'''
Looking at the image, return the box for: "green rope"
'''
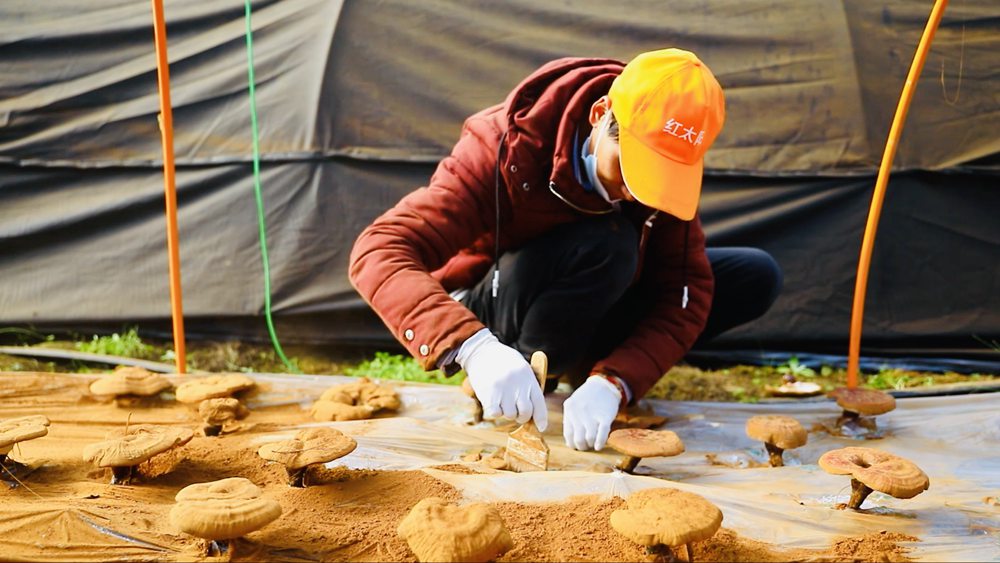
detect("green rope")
[244,0,298,373]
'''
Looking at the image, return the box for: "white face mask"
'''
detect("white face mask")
[581,111,619,204]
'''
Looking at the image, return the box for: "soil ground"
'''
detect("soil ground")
[0,371,921,562]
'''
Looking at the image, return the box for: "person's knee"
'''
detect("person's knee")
[741,248,783,315]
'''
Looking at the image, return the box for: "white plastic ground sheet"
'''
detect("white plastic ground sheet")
[2,371,998,561]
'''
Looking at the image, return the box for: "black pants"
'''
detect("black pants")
[460,214,782,386]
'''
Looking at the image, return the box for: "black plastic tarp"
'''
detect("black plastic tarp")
[1,0,998,366]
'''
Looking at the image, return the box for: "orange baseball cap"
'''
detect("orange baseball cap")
[609,48,725,220]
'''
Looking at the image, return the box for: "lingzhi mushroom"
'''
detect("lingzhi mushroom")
[828,387,895,434]
[170,477,282,557]
[745,414,807,467]
[0,415,50,473]
[89,366,172,406]
[610,487,723,563]
[83,424,193,485]
[819,446,929,510]
[606,428,685,473]
[257,427,357,487]
[175,374,256,404]
[397,496,513,563]
[311,377,401,422]
[198,398,250,436]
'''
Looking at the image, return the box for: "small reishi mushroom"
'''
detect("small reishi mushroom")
[818,447,929,510]
[397,497,513,563]
[82,425,193,485]
[175,373,256,405]
[0,415,50,468]
[89,366,172,406]
[610,487,723,563]
[170,477,282,557]
[257,427,357,487]
[461,377,484,424]
[310,378,401,422]
[828,387,895,433]
[766,374,823,397]
[745,415,807,467]
[198,398,250,436]
[606,428,685,474]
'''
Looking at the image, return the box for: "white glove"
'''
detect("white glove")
[456,329,548,431]
[563,375,621,451]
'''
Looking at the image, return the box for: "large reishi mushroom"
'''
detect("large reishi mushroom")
[198,398,250,436]
[828,387,895,433]
[310,377,401,422]
[89,366,172,406]
[83,425,193,485]
[610,487,723,563]
[397,497,513,563]
[170,477,282,557]
[175,374,256,404]
[257,427,357,487]
[745,415,807,467]
[0,415,50,469]
[818,447,929,510]
[606,428,685,474]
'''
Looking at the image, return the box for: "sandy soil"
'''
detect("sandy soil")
[0,371,918,562]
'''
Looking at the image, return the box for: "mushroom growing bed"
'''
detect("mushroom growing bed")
[0,370,996,562]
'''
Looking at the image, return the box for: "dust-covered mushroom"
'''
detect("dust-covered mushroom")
[766,374,823,397]
[745,415,807,467]
[198,398,250,436]
[818,447,929,510]
[461,377,483,424]
[310,378,400,422]
[606,428,685,473]
[397,497,513,563]
[170,477,282,557]
[89,366,172,405]
[175,374,256,404]
[828,387,895,432]
[0,415,50,467]
[83,425,193,485]
[610,487,723,563]
[257,427,357,487]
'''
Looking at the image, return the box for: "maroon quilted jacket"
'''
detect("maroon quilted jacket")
[349,57,714,399]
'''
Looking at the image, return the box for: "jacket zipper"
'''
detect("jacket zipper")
[632,210,659,284]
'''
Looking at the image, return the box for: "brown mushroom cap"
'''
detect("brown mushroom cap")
[175,374,256,404]
[198,398,250,426]
[610,487,723,547]
[89,367,172,397]
[257,427,357,470]
[818,447,929,499]
[0,415,51,453]
[606,429,685,458]
[311,400,376,422]
[83,425,192,467]
[745,415,808,450]
[769,381,823,397]
[170,477,282,540]
[397,497,513,563]
[828,387,896,416]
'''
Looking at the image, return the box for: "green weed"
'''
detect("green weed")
[345,351,457,385]
[75,327,156,359]
[776,356,816,378]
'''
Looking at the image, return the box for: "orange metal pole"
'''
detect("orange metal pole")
[847,0,948,387]
[150,0,187,374]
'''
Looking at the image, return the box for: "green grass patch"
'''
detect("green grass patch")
[344,351,458,385]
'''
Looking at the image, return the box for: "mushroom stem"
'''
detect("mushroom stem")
[110,465,135,485]
[287,467,307,488]
[207,539,231,557]
[837,410,878,433]
[203,424,223,437]
[763,442,785,467]
[645,543,679,562]
[0,453,7,466]
[471,398,483,424]
[847,477,875,510]
[686,543,695,562]
[617,456,641,473]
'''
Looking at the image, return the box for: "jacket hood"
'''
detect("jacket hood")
[502,57,625,211]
